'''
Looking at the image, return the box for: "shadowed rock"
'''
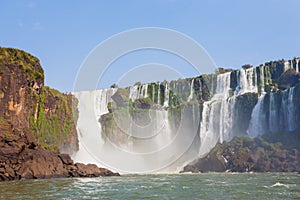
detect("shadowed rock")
[0,121,119,181]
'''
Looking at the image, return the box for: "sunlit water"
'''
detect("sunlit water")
[0,173,299,199]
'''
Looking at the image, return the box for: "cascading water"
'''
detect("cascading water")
[247,95,266,138]
[187,79,194,102]
[198,61,292,155]
[73,59,299,173]
[129,85,139,101]
[280,87,296,131]
[247,86,298,136]
[163,83,169,107]
[199,72,236,156]
[296,59,299,73]
[142,84,148,98]
[284,61,289,71]
[238,67,258,94]
[269,93,279,133]
[73,82,200,173]
[157,83,161,105]
[129,84,148,101]
[259,66,265,93]
[198,64,271,156]
[72,89,117,165]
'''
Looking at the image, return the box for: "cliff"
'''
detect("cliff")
[0,47,119,180]
[100,59,300,144]
[181,61,300,173]
[95,57,300,173]
[0,47,78,153]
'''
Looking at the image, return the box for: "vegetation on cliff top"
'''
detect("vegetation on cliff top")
[0,47,44,80]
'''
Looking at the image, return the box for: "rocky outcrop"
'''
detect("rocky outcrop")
[0,47,119,181]
[278,68,300,90]
[182,132,300,173]
[0,117,119,181]
[182,153,226,173]
[73,163,118,177]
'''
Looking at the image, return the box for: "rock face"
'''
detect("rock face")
[182,153,226,173]
[0,47,119,181]
[182,134,300,173]
[0,47,78,154]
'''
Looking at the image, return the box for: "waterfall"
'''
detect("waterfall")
[247,95,266,138]
[199,101,220,156]
[215,73,234,143]
[152,84,155,102]
[281,87,296,131]
[129,84,149,101]
[187,79,194,101]
[259,66,265,93]
[157,83,161,105]
[163,83,169,107]
[247,86,297,136]
[73,59,299,173]
[72,89,117,166]
[220,97,236,142]
[296,59,299,73]
[284,61,291,71]
[198,64,273,156]
[142,84,148,98]
[269,92,278,133]
[199,72,236,156]
[73,87,200,173]
[286,87,296,131]
[129,85,139,101]
[238,67,258,94]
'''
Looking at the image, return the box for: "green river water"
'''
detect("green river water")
[0,173,299,199]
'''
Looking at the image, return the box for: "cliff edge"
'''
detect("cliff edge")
[0,47,119,180]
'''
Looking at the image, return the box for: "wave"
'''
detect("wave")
[270,182,290,188]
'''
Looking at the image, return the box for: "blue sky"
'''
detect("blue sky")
[1,0,300,92]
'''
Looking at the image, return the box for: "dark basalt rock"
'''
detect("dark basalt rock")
[181,153,226,173]
[74,163,120,177]
[59,153,74,165]
[0,123,119,181]
[182,134,300,173]
[134,98,152,109]
[278,69,300,90]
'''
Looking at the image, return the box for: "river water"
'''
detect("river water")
[0,173,299,199]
